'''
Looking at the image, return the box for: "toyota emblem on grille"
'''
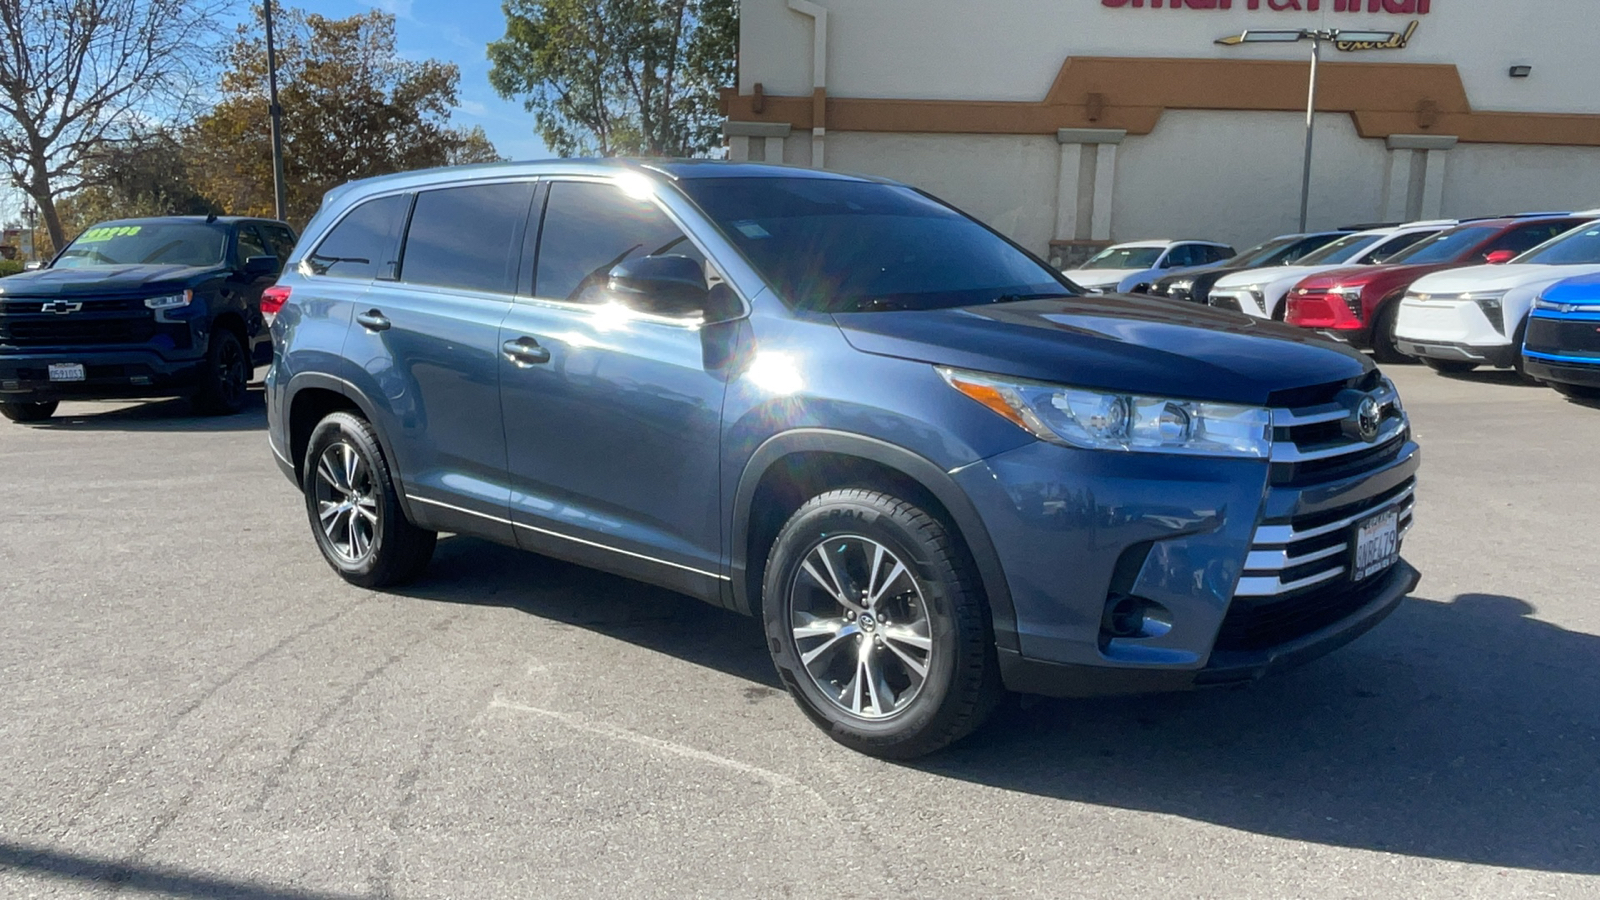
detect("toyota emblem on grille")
[1356,396,1383,442]
[40,300,82,315]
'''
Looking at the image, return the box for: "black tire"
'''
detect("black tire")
[1510,318,1538,384]
[1423,359,1478,375]
[762,489,1002,759]
[193,327,250,415]
[1371,301,1410,364]
[1551,382,1600,400]
[302,411,436,588]
[0,400,58,423]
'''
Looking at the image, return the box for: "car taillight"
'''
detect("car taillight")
[261,285,291,323]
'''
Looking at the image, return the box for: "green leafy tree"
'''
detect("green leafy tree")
[188,5,501,226]
[0,0,225,249]
[488,0,738,158]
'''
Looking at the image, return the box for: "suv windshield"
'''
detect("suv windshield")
[1521,223,1600,264]
[1385,226,1497,264]
[1298,233,1383,265]
[54,221,227,269]
[1225,237,1296,267]
[678,177,1072,313]
[1079,246,1163,270]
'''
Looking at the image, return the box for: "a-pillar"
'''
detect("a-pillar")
[1381,134,1457,222]
[723,121,793,163]
[1055,128,1126,242]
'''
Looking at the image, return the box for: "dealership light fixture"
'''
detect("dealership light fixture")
[1216,27,1402,232]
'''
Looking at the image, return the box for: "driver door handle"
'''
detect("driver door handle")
[502,336,551,367]
[356,309,391,332]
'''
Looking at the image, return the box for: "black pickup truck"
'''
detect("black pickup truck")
[0,215,297,422]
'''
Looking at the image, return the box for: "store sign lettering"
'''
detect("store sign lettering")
[1101,0,1431,11]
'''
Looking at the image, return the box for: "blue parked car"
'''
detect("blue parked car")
[265,161,1420,758]
[1524,272,1600,399]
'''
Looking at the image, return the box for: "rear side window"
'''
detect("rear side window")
[534,181,702,304]
[400,182,534,294]
[1165,245,1195,268]
[308,194,411,279]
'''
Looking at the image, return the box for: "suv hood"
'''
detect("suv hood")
[0,264,218,296]
[1213,263,1344,290]
[1062,267,1141,288]
[1407,263,1595,293]
[833,295,1370,405]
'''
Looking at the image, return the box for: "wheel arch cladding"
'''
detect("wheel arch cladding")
[731,429,1019,651]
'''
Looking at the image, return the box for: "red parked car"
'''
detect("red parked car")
[1284,216,1587,361]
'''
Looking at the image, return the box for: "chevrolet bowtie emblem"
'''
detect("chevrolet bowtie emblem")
[41,300,83,315]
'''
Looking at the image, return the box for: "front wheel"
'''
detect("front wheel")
[303,411,437,588]
[762,489,1002,759]
[0,400,58,423]
[1423,359,1478,375]
[193,328,249,415]
[1371,301,1410,364]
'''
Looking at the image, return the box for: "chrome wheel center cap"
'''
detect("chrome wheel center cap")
[857,613,877,632]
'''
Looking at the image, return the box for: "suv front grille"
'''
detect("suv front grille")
[1218,477,1415,651]
[1526,317,1600,356]
[1268,377,1407,485]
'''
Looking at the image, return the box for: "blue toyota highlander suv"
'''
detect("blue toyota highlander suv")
[266,160,1420,758]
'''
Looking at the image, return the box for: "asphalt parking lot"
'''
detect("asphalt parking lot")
[1,365,1597,899]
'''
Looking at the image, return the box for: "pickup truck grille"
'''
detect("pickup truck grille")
[0,296,157,347]
[1218,477,1415,652]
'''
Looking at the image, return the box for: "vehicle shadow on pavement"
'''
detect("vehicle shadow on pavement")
[31,389,268,433]
[399,536,782,689]
[0,838,360,900]
[922,592,1600,875]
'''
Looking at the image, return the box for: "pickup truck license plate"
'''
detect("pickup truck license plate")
[1352,508,1399,582]
[47,363,86,383]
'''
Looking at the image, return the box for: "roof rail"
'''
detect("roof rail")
[1338,222,1399,230]
[1397,218,1459,227]
[1572,207,1600,216]
[1503,210,1572,218]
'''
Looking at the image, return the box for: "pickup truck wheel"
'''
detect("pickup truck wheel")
[1423,359,1478,375]
[762,489,1002,759]
[193,328,249,415]
[0,400,58,423]
[303,411,436,588]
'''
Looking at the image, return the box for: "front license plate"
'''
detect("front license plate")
[47,363,85,383]
[1352,508,1399,582]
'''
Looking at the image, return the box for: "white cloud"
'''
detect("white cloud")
[372,0,415,20]
[457,99,488,117]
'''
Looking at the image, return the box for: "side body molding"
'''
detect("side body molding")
[728,428,1020,652]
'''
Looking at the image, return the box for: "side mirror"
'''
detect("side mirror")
[1485,249,1518,265]
[608,255,708,316]
[243,255,280,276]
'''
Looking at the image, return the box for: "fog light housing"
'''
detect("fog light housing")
[1100,594,1174,642]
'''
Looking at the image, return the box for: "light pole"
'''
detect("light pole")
[264,0,288,222]
[1216,28,1401,233]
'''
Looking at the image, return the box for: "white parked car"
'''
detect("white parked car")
[1061,240,1233,293]
[1394,218,1600,373]
[1206,221,1454,320]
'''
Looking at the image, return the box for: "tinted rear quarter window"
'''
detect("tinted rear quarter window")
[401,182,534,294]
[308,194,411,279]
[534,181,702,304]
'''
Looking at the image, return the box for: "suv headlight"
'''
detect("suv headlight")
[939,367,1271,459]
[1460,291,1508,333]
[144,290,193,310]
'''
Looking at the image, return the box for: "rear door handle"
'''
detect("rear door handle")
[356,309,391,332]
[502,336,551,366]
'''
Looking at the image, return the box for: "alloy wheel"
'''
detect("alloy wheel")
[313,441,379,562]
[788,535,933,719]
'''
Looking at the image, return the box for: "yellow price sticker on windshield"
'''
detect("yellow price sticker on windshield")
[76,225,142,243]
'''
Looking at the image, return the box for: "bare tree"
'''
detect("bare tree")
[0,0,223,248]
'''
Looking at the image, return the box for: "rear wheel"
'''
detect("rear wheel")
[1371,301,1410,364]
[762,489,1002,759]
[1423,359,1478,375]
[0,400,58,423]
[303,411,437,588]
[193,328,249,415]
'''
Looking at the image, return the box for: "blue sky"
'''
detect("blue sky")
[295,0,552,161]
